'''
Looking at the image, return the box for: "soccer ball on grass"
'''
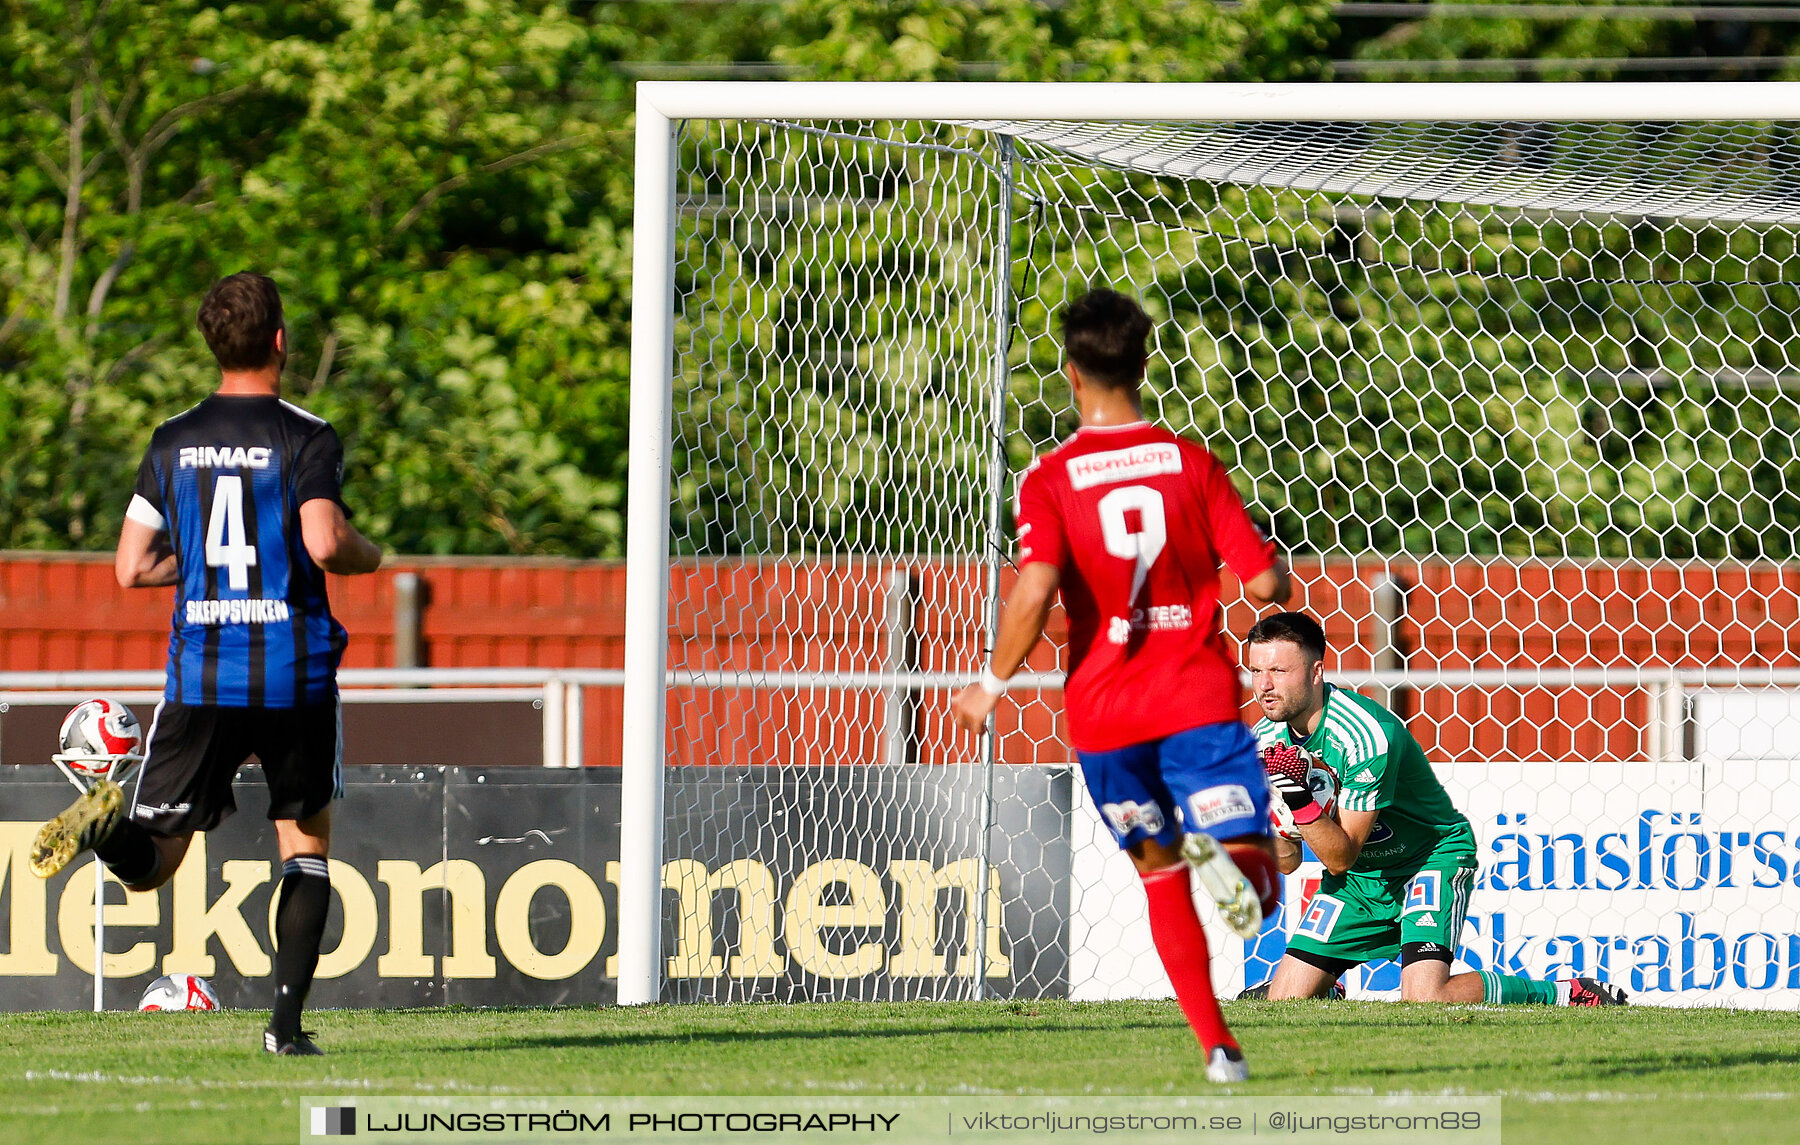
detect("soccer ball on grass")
[139,974,220,1012]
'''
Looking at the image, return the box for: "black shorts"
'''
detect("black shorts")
[128,699,342,836]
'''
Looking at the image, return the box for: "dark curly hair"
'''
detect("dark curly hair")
[198,273,283,370]
[1060,288,1150,389]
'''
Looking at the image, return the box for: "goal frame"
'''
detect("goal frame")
[620,81,1800,1006]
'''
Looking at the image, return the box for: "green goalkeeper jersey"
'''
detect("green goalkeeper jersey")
[1252,683,1475,874]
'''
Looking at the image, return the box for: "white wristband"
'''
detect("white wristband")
[977,667,1011,697]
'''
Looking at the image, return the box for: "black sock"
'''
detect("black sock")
[93,821,160,886]
[271,855,331,1040]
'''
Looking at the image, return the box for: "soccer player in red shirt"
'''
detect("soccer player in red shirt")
[953,288,1290,1083]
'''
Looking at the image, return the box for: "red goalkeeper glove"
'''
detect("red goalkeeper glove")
[1263,743,1323,826]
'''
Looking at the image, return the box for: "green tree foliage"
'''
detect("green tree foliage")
[1345,1,1800,81]
[1,0,633,554]
[673,116,1800,564]
[1140,196,1800,560]
[1,0,1333,556]
[772,0,1330,82]
[1351,5,1663,76]
[19,1,1793,566]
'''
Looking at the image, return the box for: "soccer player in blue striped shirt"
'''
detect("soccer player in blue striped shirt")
[31,273,382,1054]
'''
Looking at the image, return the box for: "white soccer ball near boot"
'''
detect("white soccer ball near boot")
[1267,749,1341,843]
[139,974,220,1012]
[55,697,144,779]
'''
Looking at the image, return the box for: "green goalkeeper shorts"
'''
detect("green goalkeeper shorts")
[1283,849,1478,968]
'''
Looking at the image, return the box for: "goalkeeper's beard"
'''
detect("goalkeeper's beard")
[1256,691,1312,726]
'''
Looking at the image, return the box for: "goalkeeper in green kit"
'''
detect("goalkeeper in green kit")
[1245,612,1627,1006]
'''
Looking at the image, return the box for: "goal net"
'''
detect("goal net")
[622,85,1800,1009]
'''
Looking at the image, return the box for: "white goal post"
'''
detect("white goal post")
[622,83,1800,1008]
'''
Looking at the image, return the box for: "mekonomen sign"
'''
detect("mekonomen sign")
[0,765,1074,1010]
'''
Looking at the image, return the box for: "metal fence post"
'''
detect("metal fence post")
[882,568,921,767]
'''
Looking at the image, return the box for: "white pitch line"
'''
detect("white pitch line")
[1503,1089,1795,1103]
[16,1100,234,1115]
[19,1068,523,1094]
[1335,1086,1798,1104]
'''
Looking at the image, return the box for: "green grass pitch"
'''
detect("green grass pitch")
[3,1000,1795,1144]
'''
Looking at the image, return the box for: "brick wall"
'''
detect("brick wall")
[5,552,1797,766]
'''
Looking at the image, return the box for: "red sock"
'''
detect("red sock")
[1140,864,1236,1052]
[1227,843,1283,920]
